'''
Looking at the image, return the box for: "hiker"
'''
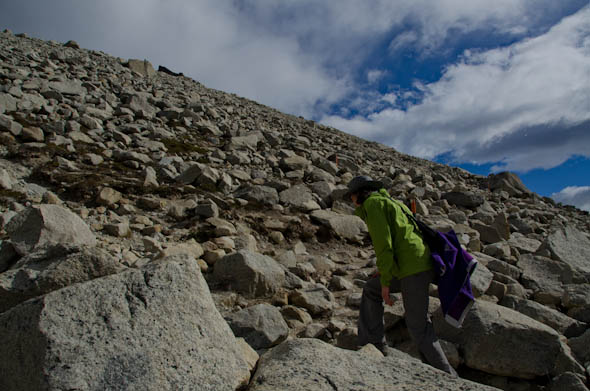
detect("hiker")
[345,175,457,376]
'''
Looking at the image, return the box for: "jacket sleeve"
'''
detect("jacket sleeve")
[364,199,399,287]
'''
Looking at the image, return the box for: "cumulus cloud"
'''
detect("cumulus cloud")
[321,6,590,172]
[367,70,386,84]
[552,186,590,211]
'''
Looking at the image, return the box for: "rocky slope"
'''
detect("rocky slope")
[0,30,589,391]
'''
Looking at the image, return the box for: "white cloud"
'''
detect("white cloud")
[321,6,590,172]
[367,70,386,84]
[552,186,590,211]
[389,31,418,53]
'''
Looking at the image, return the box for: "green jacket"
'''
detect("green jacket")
[355,189,432,287]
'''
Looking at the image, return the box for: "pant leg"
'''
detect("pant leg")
[358,275,401,346]
[400,270,457,375]
[358,275,385,346]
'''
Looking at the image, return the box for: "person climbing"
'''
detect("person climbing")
[344,175,457,376]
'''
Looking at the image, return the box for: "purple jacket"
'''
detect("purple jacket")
[430,229,477,328]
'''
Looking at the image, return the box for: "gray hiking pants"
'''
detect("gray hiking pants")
[358,270,456,375]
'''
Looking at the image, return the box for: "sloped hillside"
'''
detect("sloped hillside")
[0,31,589,391]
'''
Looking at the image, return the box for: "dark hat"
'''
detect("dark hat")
[344,175,383,201]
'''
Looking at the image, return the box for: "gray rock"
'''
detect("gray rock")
[226,303,289,350]
[227,132,263,150]
[6,204,97,256]
[213,250,285,298]
[568,329,590,364]
[279,184,321,212]
[519,254,574,303]
[310,209,368,243]
[488,172,531,197]
[279,155,310,172]
[548,372,588,391]
[249,338,500,391]
[561,284,590,309]
[48,79,86,96]
[470,261,494,297]
[0,241,19,273]
[500,295,586,338]
[234,185,279,206]
[457,301,584,379]
[0,244,121,313]
[543,225,590,275]
[96,187,122,206]
[0,92,18,113]
[0,168,16,190]
[127,59,156,77]
[289,284,335,317]
[508,233,541,254]
[472,221,504,244]
[329,275,354,291]
[443,191,484,209]
[486,259,520,280]
[0,257,251,391]
[0,114,23,136]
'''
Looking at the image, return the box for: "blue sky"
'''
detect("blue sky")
[2,1,589,210]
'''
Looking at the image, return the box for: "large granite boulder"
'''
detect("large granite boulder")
[543,225,590,275]
[0,256,251,391]
[0,244,122,313]
[249,338,500,391]
[519,254,575,304]
[443,300,584,379]
[310,210,368,243]
[487,172,531,197]
[213,250,286,298]
[289,284,335,317]
[500,295,586,338]
[279,184,321,212]
[5,204,97,256]
[225,303,289,350]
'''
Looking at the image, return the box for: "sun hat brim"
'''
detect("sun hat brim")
[343,179,383,201]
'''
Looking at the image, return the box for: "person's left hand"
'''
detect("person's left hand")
[381,285,394,306]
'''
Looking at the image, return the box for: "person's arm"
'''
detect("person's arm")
[364,199,399,289]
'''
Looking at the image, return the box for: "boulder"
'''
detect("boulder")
[0,244,122,313]
[519,254,574,304]
[453,301,584,379]
[568,329,590,364]
[279,184,321,212]
[127,59,156,77]
[0,256,251,390]
[469,261,494,297]
[310,210,368,243]
[488,172,531,197]
[0,92,17,114]
[225,304,289,350]
[279,155,310,172]
[543,226,590,275]
[289,284,335,317]
[442,191,484,209]
[507,233,541,254]
[472,221,505,244]
[47,79,86,96]
[5,205,97,256]
[500,295,586,338]
[548,372,589,391]
[234,185,279,206]
[249,338,500,391]
[213,250,285,298]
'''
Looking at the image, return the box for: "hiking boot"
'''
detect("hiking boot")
[373,342,393,357]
